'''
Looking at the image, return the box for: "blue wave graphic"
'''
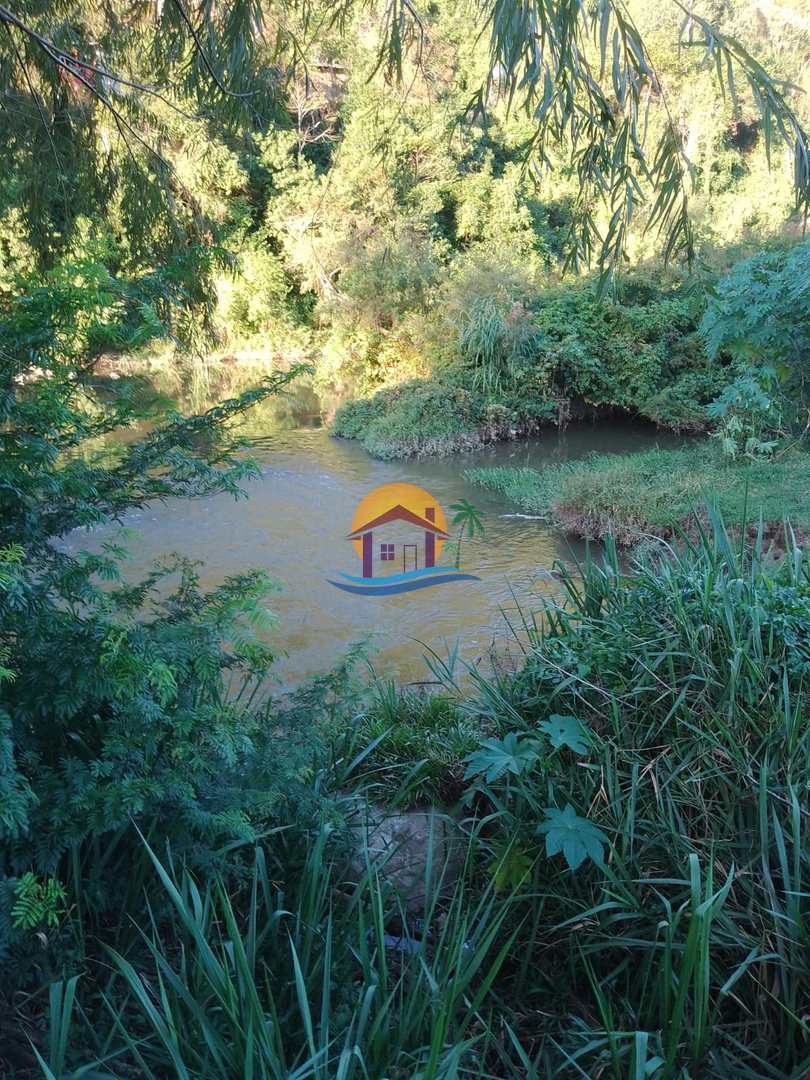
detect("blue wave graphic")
[337,565,462,586]
[328,571,480,596]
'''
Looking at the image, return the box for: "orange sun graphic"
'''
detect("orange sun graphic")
[349,482,447,560]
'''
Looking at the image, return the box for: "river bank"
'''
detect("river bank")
[324,271,727,459]
[467,444,810,549]
[98,263,722,464]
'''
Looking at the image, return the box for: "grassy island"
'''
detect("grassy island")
[467,445,810,546]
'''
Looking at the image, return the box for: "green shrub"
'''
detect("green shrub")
[217,239,301,343]
[701,238,810,382]
[359,380,482,458]
[0,279,317,987]
[331,271,725,458]
[706,365,785,459]
[333,375,557,458]
[530,279,716,423]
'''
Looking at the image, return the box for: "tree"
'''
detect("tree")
[701,238,810,378]
[0,269,311,922]
[0,1,807,276]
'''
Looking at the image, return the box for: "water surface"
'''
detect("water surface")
[66,403,688,685]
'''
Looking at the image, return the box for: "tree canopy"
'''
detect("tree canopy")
[1,0,807,277]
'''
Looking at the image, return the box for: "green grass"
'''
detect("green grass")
[440,518,810,1075]
[343,680,482,805]
[40,828,519,1079]
[467,444,810,543]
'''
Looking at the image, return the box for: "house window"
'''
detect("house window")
[380,543,395,561]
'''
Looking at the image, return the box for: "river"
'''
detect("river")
[64,398,688,687]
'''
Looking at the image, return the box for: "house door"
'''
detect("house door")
[403,544,418,572]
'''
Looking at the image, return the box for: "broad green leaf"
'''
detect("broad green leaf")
[539,714,591,754]
[464,732,540,783]
[538,804,608,871]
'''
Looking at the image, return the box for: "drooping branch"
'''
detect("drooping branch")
[0,4,199,119]
[167,0,257,99]
[482,0,810,277]
[0,0,807,274]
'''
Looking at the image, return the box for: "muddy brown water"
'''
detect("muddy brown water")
[64,400,689,687]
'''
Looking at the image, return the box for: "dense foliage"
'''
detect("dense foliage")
[701,239,810,404]
[4,1,810,1076]
[3,0,808,274]
[0,279,334,1007]
[452,523,810,1075]
[333,269,725,455]
[1,2,809,455]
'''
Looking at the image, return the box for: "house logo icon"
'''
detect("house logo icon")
[327,482,482,596]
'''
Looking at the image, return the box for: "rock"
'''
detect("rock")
[350,804,465,913]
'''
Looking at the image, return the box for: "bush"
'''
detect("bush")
[217,239,301,343]
[343,681,481,805]
[0,279,316,989]
[333,375,557,458]
[701,238,810,384]
[706,365,785,459]
[530,278,715,422]
[331,270,724,458]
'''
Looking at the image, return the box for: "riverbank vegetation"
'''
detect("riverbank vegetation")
[467,444,810,545]
[4,0,810,1076]
[467,235,810,541]
[7,487,810,1075]
[331,269,722,457]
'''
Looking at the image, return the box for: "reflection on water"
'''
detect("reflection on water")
[65,397,689,685]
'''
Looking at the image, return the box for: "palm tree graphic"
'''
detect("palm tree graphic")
[449,499,484,569]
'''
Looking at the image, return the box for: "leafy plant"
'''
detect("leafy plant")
[462,712,601,881]
[0,280,315,986]
[701,239,810,381]
[537,804,608,872]
[464,732,541,783]
[11,873,67,930]
[706,366,784,460]
[538,714,591,754]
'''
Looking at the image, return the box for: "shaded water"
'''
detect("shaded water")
[65,400,688,686]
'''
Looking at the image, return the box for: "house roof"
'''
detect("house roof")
[347,504,450,540]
